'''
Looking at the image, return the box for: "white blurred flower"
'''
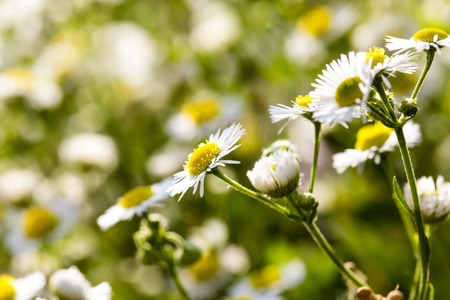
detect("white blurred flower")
[0,169,41,203]
[0,271,46,300]
[404,176,450,224]
[97,177,172,231]
[188,0,240,53]
[5,198,78,253]
[247,143,301,198]
[0,68,62,110]
[93,22,160,97]
[58,133,118,170]
[166,94,242,141]
[146,143,192,178]
[332,122,422,174]
[227,258,306,299]
[180,219,250,300]
[310,51,373,128]
[49,266,112,300]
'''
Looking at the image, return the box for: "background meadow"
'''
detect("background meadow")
[1,0,450,299]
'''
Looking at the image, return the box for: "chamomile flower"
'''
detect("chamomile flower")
[269,95,313,133]
[226,280,282,300]
[166,94,241,141]
[167,123,246,200]
[310,51,373,128]
[403,176,450,224]
[366,47,418,88]
[49,266,112,300]
[96,177,173,231]
[226,258,306,299]
[332,122,422,173]
[386,28,450,54]
[5,198,78,253]
[179,219,250,300]
[247,141,301,198]
[0,271,46,300]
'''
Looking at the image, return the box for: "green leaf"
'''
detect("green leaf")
[393,176,414,216]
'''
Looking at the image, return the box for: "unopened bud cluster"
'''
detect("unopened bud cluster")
[134,213,201,267]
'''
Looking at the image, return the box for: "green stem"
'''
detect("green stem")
[303,221,367,287]
[167,263,191,300]
[394,127,430,300]
[409,261,421,300]
[211,169,293,217]
[373,79,399,126]
[284,193,367,288]
[411,50,435,100]
[309,122,321,193]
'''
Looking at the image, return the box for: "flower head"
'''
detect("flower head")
[247,141,301,198]
[269,95,313,133]
[180,219,250,300]
[0,271,46,300]
[310,51,373,127]
[404,176,450,224]
[366,47,417,88]
[49,266,112,300]
[97,177,173,231]
[332,122,422,173]
[5,198,78,253]
[167,123,246,200]
[386,28,450,54]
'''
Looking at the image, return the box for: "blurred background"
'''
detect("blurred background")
[1,0,450,299]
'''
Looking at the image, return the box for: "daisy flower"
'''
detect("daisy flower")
[5,198,78,253]
[226,280,282,300]
[0,271,46,300]
[247,141,301,198]
[49,266,112,300]
[97,177,173,231]
[268,94,313,133]
[366,47,418,88]
[166,94,242,141]
[403,176,450,224]
[167,123,246,200]
[179,219,250,300]
[332,121,422,173]
[386,28,450,54]
[310,51,374,128]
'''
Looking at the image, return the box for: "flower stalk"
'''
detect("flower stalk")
[309,122,321,193]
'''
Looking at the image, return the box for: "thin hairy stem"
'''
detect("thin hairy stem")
[309,122,321,193]
[411,50,436,100]
[395,127,430,300]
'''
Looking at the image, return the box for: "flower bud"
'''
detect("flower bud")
[298,193,316,210]
[136,245,160,265]
[248,142,301,198]
[176,243,202,266]
[386,289,403,300]
[398,98,418,117]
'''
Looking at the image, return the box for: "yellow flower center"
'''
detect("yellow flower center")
[299,6,330,37]
[355,123,393,150]
[249,265,281,288]
[23,207,59,239]
[182,97,221,124]
[119,186,153,208]
[187,250,219,281]
[295,95,312,107]
[184,142,221,176]
[335,77,363,107]
[412,28,448,43]
[0,275,16,300]
[366,47,388,67]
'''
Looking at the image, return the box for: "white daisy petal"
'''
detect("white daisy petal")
[167,123,246,200]
[386,28,450,54]
[310,51,373,127]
